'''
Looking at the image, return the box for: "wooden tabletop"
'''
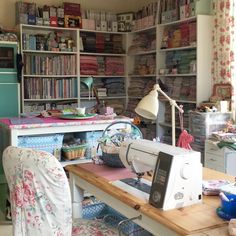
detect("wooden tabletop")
[66,164,234,236]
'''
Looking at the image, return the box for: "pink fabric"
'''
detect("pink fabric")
[0,115,127,130]
[78,163,135,181]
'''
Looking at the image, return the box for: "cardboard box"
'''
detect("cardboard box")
[63,2,81,16]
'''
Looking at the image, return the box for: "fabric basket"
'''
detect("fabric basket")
[18,134,64,156]
[82,202,152,236]
[98,121,143,168]
[62,144,87,160]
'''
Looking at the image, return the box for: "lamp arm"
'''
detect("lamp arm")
[154,84,183,113]
[154,84,183,146]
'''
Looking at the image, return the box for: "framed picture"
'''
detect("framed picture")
[212,83,232,100]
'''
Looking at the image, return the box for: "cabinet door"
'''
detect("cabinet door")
[226,153,236,176]
[0,83,20,117]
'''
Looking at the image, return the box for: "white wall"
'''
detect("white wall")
[0,0,155,29]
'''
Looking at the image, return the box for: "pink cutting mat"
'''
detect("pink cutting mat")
[78,163,135,181]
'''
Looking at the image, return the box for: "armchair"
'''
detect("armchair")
[2,146,119,236]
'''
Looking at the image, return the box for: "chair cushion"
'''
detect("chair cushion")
[72,218,119,236]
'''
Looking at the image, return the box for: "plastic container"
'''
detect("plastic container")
[189,111,231,138]
[221,192,236,217]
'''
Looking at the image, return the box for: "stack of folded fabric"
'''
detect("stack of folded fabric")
[80,56,98,75]
[103,77,125,97]
[105,57,124,75]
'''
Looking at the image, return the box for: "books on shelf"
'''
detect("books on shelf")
[24,54,77,75]
[24,77,78,99]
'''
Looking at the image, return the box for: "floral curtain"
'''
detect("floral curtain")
[212,0,236,118]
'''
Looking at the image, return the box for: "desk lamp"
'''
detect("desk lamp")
[135,84,183,146]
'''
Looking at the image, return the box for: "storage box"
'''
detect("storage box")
[189,112,231,138]
[82,202,152,236]
[18,134,64,159]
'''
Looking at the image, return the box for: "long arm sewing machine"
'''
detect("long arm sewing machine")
[115,139,202,210]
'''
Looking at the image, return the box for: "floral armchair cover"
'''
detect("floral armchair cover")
[2,146,72,236]
[3,146,119,236]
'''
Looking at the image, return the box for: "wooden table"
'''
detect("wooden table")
[66,163,234,236]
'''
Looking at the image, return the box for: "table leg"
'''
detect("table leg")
[69,173,84,218]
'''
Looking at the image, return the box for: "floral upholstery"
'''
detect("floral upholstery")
[3,146,119,236]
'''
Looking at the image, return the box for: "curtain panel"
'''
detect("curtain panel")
[212,0,236,118]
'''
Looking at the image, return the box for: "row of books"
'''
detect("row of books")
[24,55,77,75]
[24,77,78,99]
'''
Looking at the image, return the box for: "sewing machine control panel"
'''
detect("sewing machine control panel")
[149,152,172,208]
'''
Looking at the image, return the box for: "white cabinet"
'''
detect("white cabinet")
[205,140,236,175]
[156,15,213,144]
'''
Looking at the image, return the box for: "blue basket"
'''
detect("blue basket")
[82,203,152,236]
[18,134,64,155]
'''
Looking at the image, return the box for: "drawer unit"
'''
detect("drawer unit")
[204,153,225,172]
[189,112,231,138]
[205,140,225,156]
[205,140,236,174]
[190,112,231,163]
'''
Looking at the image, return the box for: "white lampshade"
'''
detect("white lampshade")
[135,89,159,120]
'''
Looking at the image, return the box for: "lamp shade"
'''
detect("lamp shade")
[135,89,159,120]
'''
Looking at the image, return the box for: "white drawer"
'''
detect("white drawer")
[205,141,224,156]
[205,153,225,171]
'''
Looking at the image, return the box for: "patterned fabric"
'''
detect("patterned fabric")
[3,146,72,236]
[72,219,119,236]
[3,146,119,236]
[212,0,236,116]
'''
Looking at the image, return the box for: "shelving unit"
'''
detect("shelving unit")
[19,14,213,141]
[126,26,157,139]
[20,24,79,113]
[79,29,127,114]
[156,15,213,144]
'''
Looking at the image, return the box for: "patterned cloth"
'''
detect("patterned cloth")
[3,146,119,236]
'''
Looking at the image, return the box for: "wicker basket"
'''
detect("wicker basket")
[62,144,87,160]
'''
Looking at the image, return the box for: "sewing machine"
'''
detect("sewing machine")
[115,139,202,210]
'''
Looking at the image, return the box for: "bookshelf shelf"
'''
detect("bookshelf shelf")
[129,74,156,77]
[80,52,126,57]
[22,50,77,54]
[158,73,196,77]
[159,45,196,52]
[130,25,156,34]
[24,98,78,102]
[80,75,124,78]
[24,75,78,78]
[128,49,156,56]
[159,16,197,27]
